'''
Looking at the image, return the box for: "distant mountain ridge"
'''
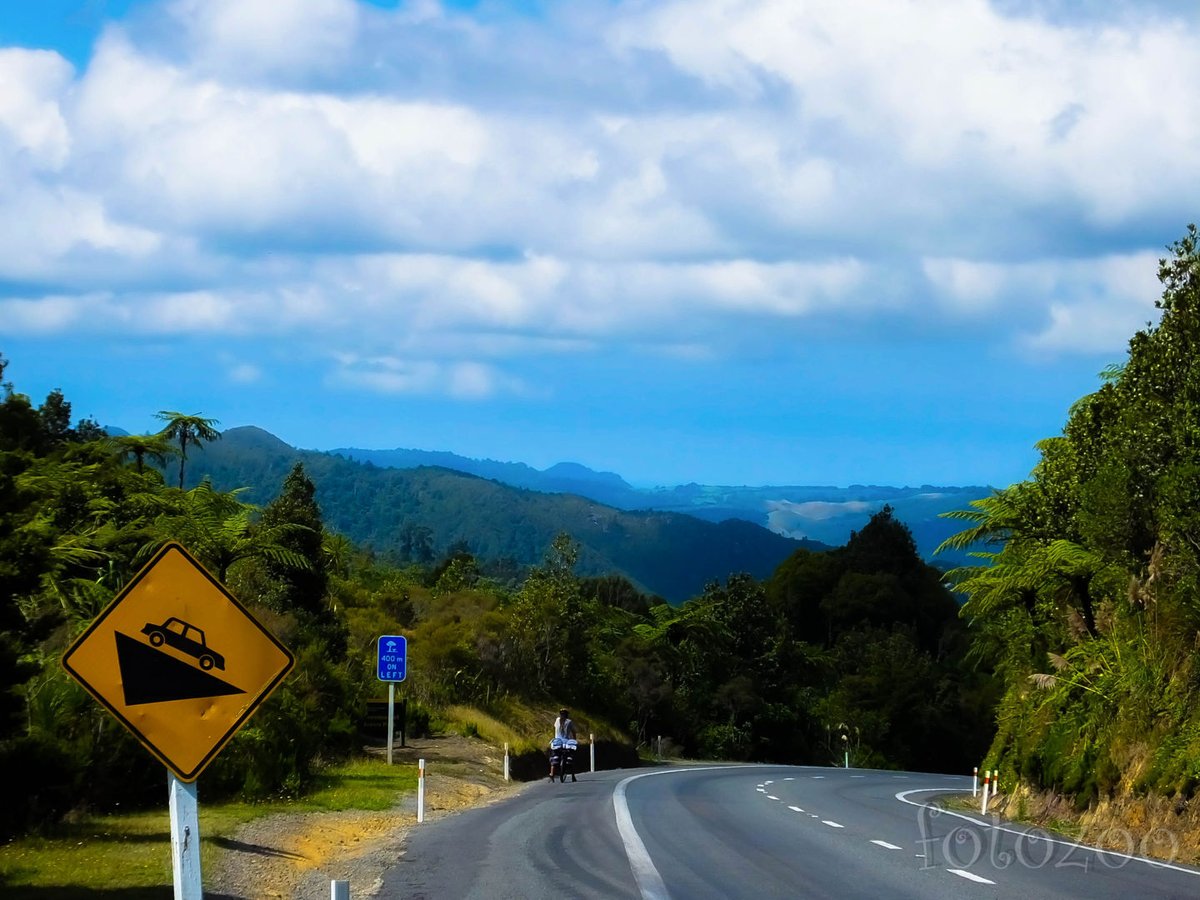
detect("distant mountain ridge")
[332,446,641,506]
[187,427,824,602]
[332,444,993,564]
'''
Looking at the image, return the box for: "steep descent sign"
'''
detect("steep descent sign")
[62,542,295,782]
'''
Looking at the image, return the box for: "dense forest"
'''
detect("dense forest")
[0,352,991,838]
[943,226,1200,808]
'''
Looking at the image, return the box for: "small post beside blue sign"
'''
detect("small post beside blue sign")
[377,635,407,682]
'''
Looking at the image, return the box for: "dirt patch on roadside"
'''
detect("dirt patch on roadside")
[944,784,1200,868]
[991,786,1200,865]
[207,735,525,900]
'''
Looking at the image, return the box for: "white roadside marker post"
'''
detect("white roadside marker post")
[417,758,426,823]
[590,733,596,773]
[981,771,990,814]
[973,766,978,797]
[168,773,202,900]
[330,880,350,900]
[504,743,510,782]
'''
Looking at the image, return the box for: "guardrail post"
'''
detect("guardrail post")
[418,759,426,823]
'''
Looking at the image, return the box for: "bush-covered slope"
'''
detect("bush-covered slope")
[186,427,823,602]
[946,227,1200,808]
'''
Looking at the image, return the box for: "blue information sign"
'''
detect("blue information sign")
[377,635,407,682]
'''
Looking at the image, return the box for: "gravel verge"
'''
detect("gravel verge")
[206,735,525,899]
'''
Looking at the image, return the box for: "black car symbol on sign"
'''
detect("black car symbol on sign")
[141,617,226,671]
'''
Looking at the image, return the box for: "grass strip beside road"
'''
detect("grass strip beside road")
[0,757,418,898]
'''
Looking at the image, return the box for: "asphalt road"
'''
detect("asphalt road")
[378,765,1200,899]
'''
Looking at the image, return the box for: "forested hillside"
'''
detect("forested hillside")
[184,426,822,603]
[335,444,991,564]
[944,227,1200,809]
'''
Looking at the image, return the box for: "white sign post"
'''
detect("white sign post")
[169,773,202,900]
[387,682,396,765]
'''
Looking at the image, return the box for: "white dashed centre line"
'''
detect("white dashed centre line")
[870,840,902,850]
[822,820,844,829]
[948,869,996,885]
[787,806,804,813]
[767,795,780,801]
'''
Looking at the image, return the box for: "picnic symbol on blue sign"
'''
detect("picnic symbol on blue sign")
[377,635,407,682]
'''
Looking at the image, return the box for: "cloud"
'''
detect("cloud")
[328,353,523,399]
[227,362,263,384]
[923,251,1162,353]
[167,0,361,82]
[611,0,1200,233]
[0,48,74,169]
[0,294,93,333]
[0,0,1196,388]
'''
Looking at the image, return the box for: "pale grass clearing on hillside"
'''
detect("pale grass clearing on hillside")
[442,700,632,754]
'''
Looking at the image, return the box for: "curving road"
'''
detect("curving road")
[378,765,1200,898]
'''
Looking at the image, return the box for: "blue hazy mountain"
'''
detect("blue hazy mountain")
[334,445,993,565]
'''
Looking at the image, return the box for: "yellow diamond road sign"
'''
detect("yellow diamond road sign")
[62,542,295,782]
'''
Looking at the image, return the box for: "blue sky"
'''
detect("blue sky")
[1,0,1196,489]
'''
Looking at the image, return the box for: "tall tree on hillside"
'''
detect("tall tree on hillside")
[147,479,311,582]
[510,533,585,694]
[154,411,220,488]
[37,389,73,448]
[257,464,343,653]
[109,433,177,476]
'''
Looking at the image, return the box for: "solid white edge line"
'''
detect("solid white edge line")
[947,869,996,884]
[614,772,674,900]
[894,788,1200,878]
[615,765,773,900]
